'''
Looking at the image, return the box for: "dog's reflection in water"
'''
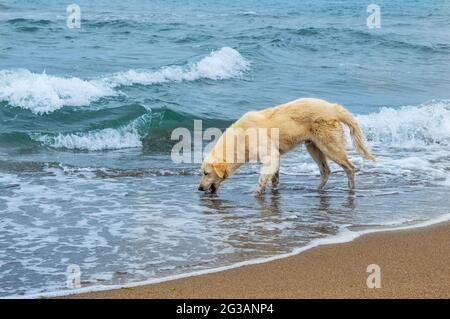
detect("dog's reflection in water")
[199,194,240,218]
[311,189,356,214]
[199,188,356,226]
[199,190,283,219]
[255,190,283,218]
[198,189,358,253]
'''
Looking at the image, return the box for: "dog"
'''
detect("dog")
[198,98,375,195]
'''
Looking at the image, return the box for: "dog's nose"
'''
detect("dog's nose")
[198,186,204,191]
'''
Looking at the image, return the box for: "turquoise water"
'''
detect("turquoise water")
[0,0,450,297]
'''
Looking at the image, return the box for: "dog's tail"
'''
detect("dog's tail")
[335,104,376,161]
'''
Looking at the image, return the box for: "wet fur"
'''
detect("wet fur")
[199,98,375,195]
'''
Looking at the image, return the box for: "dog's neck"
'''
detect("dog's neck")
[222,161,242,179]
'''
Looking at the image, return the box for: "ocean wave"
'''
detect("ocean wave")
[7,100,450,152]
[0,69,116,114]
[356,100,450,147]
[82,18,145,29]
[5,18,57,32]
[36,128,142,151]
[100,47,250,87]
[235,26,449,53]
[6,18,53,26]
[0,132,38,148]
[0,47,250,114]
[34,129,142,151]
[54,165,198,178]
[32,107,231,152]
[25,100,450,151]
[31,114,152,151]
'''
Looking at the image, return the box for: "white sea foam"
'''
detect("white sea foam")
[8,212,449,299]
[32,114,150,151]
[101,47,250,87]
[0,69,115,114]
[34,129,142,151]
[239,11,258,16]
[0,47,250,114]
[356,100,450,147]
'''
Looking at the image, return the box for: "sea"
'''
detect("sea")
[0,0,449,297]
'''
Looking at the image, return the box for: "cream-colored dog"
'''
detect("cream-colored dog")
[198,98,375,195]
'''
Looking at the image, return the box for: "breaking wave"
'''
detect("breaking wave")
[101,46,250,87]
[0,47,250,114]
[356,100,450,147]
[31,114,152,151]
[22,100,450,152]
[0,69,116,114]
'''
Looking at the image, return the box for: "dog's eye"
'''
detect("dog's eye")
[204,171,208,176]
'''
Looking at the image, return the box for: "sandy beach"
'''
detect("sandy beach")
[67,222,450,299]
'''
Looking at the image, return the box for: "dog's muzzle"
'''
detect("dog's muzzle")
[198,184,217,194]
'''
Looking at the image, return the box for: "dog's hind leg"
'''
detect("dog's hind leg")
[333,154,355,190]
[314,137,356,190]
[305,141,330,190]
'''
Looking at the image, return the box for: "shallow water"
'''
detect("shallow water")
[0,0,449,297]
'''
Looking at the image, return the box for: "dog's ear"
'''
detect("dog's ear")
[212,162,227,179]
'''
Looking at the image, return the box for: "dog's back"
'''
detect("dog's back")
[232,98,374,159]
[233,98,338,153]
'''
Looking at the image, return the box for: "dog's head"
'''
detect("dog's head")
[198,161,227,194]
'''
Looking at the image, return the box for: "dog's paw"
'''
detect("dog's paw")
[252,190,263,197]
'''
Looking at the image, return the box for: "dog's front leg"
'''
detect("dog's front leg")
[271,170,280,189]
[254,174,271,196]
[254,151,280,196]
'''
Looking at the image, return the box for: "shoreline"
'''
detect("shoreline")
[60,217,450,299]
[3,215,446,299]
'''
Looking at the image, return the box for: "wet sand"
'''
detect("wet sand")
[68,222,450,299]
